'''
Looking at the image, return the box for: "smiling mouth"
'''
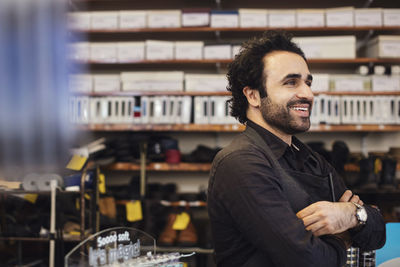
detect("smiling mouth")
[289,105,310,116]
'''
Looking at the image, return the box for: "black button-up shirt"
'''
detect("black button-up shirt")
[207,121,386,267]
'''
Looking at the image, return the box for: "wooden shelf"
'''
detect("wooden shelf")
[73,26,400,33]
[75,123,244,132]
[74,91,400,97]
[0,236,82,242]
[75,123,400,132]
[107,162,211,171]
[76,58,400,65]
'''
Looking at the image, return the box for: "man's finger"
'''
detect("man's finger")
[296,202,319,219]
[339,190,353,202]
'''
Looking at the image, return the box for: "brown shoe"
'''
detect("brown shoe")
[177,220,198,247]
[158,213,178,246]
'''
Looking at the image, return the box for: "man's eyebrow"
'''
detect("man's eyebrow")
[280,73,313,82]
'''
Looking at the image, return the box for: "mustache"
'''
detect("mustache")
[287,99,313,107]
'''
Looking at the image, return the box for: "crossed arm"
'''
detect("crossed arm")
[296,190,364,247]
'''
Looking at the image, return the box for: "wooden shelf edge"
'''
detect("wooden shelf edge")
[75,123,400,132]
[74,58,400,65]
[107,162,212,172]
[71,26,400,33]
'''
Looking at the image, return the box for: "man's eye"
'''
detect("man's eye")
[306,81,312,87]
[285,80,297,86]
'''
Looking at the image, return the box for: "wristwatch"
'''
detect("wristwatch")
[352,202,367,225]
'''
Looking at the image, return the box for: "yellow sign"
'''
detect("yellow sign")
[66,155,88,171]
[98,173,106,194]
[126,201,143,222]
[172,212,190,230]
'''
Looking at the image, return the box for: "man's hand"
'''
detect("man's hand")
[339,190,363,206]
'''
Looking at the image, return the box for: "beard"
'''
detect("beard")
[260,96,312,135]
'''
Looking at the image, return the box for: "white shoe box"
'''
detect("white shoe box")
[293,36,356,59]
[90,42,118,63]
[204,44,232,59]
[119,11,147,29]
[117,42,145,62]
[268,9,296,28]
[93,74,121,93]
[238,9,268,28]
[326,7,354,27]
[69,74,93,93]
[68,12,91,30]
[121,71,184,91]
[147,10,181,28]
[90,11,119,30]
[182,9,210,27]
[366,35,400,58]
[296,9,325,27]
[174,41,204,60]
[383,9,400,26]
[371,75,400,92]
[355,8,382,27]
[231,45,241,58]
[185,74,227,92]
[330,75,370,92]
[69,42,90,62]
[145,40,174,60]
[310,74,330,92]
[210,11,239,28]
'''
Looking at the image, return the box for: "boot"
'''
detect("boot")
[158,213,178,246]
[177,220,198,247]
[358,157,378,190]
[380,157,397,190]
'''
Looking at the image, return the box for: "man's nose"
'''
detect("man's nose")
[296,82,314,101]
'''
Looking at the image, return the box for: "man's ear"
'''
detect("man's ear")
[243,86,261,108]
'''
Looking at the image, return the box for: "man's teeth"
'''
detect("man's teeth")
[292,107,308,111]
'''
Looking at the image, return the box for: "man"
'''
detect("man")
[207,31,386,267]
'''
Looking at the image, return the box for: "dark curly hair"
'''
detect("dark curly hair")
[227,30,306,124]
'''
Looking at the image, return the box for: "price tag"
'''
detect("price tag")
[66,154,88,171]
[98,173,106,194]
[24,194,38,204]
[126,201,143,222]
[172,212,190,230]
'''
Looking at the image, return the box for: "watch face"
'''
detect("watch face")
[357,207,368,223]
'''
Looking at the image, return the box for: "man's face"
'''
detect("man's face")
[260,51,314,135]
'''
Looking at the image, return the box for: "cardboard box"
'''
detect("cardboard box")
[330,75,370,92]
[69,42,90,62]
[355,8,382,27]
[383,9,400,26]
[204,44,231,59]
[90,42,118,63]
[93,74,121,92]
[210,10,239,28]
[69,74,93,93]
[185,74,227,92]
[90,11,119,30]
[326,7,354,27]
[68,12,91,30]
[268,9,296,28]
[182,8,210,27]
[238,9,268,28]
[121,71,184,91]
[117,42,145,62]
[366,35,400,58]
[119,11,146,28]
[145,40,174,60]
[147,10,181,28]
[296,9,325,27]
[175,41,203,60]
[310,74,330,92]
[293,35,356,59]
[371,75,400,92]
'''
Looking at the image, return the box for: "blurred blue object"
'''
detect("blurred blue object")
[376,223,400,266]
[0,0,76,179]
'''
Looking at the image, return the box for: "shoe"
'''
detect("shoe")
[380,157,397,190]
[177,220,198,247]
[158,213,178,246]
